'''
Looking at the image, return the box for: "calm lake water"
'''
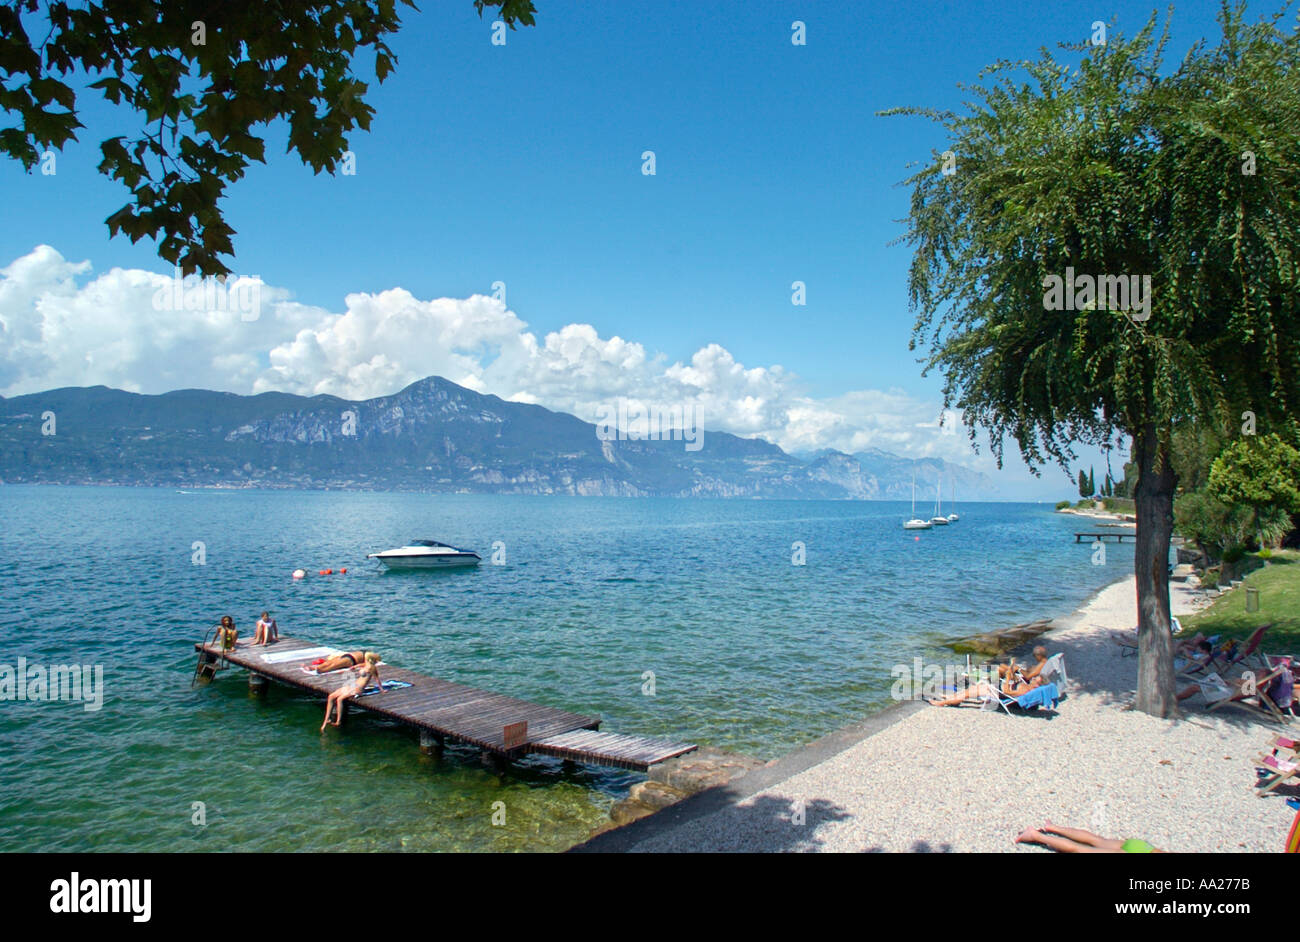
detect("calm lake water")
[0,487,1133,852]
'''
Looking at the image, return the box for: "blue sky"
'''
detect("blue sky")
[0,0,1259,496]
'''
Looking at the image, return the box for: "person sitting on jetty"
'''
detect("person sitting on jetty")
[215,615,238,650]
[926,666,1045,707]
[1015,822,1161,853]
[305,650,371,673]
[252,611,278,646]
[321,653,380,731]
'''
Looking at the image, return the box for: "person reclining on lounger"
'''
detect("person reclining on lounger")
[926,666,1045,707]
[1013,647,1049,680]
[306,650,370,674]
[1015,822,1161,853]
[1176,667,1256,704]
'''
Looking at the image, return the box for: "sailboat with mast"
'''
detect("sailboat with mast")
[947,477,959,522]
[931,478,950,526]
[903,472,933,530]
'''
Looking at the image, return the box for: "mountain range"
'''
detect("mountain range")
[0,376,998,499]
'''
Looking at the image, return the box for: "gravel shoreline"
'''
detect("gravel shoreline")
[610,576,1292,853]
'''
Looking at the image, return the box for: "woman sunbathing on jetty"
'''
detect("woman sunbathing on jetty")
[321,653,380,731]
[304,650,370,673]
[1015,822,1161,853]
[926,665,1045,707]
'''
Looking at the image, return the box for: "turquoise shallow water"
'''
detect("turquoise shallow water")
[0,487,1134,852]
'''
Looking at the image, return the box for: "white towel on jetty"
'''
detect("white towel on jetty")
[258,646,342,664]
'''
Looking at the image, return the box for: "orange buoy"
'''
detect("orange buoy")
[340,568,347,574]
[319,568,332,575]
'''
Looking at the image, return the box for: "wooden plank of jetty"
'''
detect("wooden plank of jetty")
[1075,531,1136,543]
[529,730,699,772]
[193,636,697,771]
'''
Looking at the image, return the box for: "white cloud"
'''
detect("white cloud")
[0,245,991,468]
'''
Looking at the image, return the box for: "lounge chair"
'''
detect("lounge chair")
[1254,734,1298,771]
[1040,653,1068,692]
[1256,752,1300,795]
[981,681,1060,715]
[1226,623,1276,673]
[1203,662,1289,723]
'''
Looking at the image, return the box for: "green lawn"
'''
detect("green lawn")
[1181,550,1300,654]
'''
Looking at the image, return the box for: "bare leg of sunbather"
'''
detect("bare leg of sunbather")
[1177,673,1251,702]
[927,682,992,707]
[1015,825,1122,853]
[1039,823,1125,850]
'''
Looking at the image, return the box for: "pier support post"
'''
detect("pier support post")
[419,730,444,757]
[248,672,268,697]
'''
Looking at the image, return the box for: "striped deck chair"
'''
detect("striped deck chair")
[1204,662,1289,723]
[1255,735,1300,796]
[1257,752,1300,795]
[1227,623,1276,672]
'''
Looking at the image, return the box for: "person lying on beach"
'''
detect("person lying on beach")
[1174,633,1212,656]
[1015,822,1161,853]
[305,650,369,673]
[1171,639,1230,679]
[1176,668,1255,704]
[926,667,1045,707]
[321,653,380,731]
[252,611,278,646]
[215,615,238,650]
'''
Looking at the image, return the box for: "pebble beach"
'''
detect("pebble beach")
[604,576,1292,853]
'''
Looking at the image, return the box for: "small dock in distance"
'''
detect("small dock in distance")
[194,636,697,772]
[1074,531,1136,543]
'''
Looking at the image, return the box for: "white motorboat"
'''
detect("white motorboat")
[367,539,482,569]
[904,473,933,529]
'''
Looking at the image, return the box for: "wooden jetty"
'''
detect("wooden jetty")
[194,636,697,772]
[1075,531,1136,543]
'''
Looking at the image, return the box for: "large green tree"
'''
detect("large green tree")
[1207,433,1300,548]
[886,4,1300,716]
[0,0,536,276]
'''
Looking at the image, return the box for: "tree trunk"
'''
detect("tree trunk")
[1133,423,1179,717]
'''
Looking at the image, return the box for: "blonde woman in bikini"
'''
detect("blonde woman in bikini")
[321,652,380,731]
[305,650,368,674]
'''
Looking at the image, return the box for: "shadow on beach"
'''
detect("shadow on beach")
[1012,615,1291,733]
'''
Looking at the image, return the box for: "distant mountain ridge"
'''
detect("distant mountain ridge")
[0,376,998,498]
